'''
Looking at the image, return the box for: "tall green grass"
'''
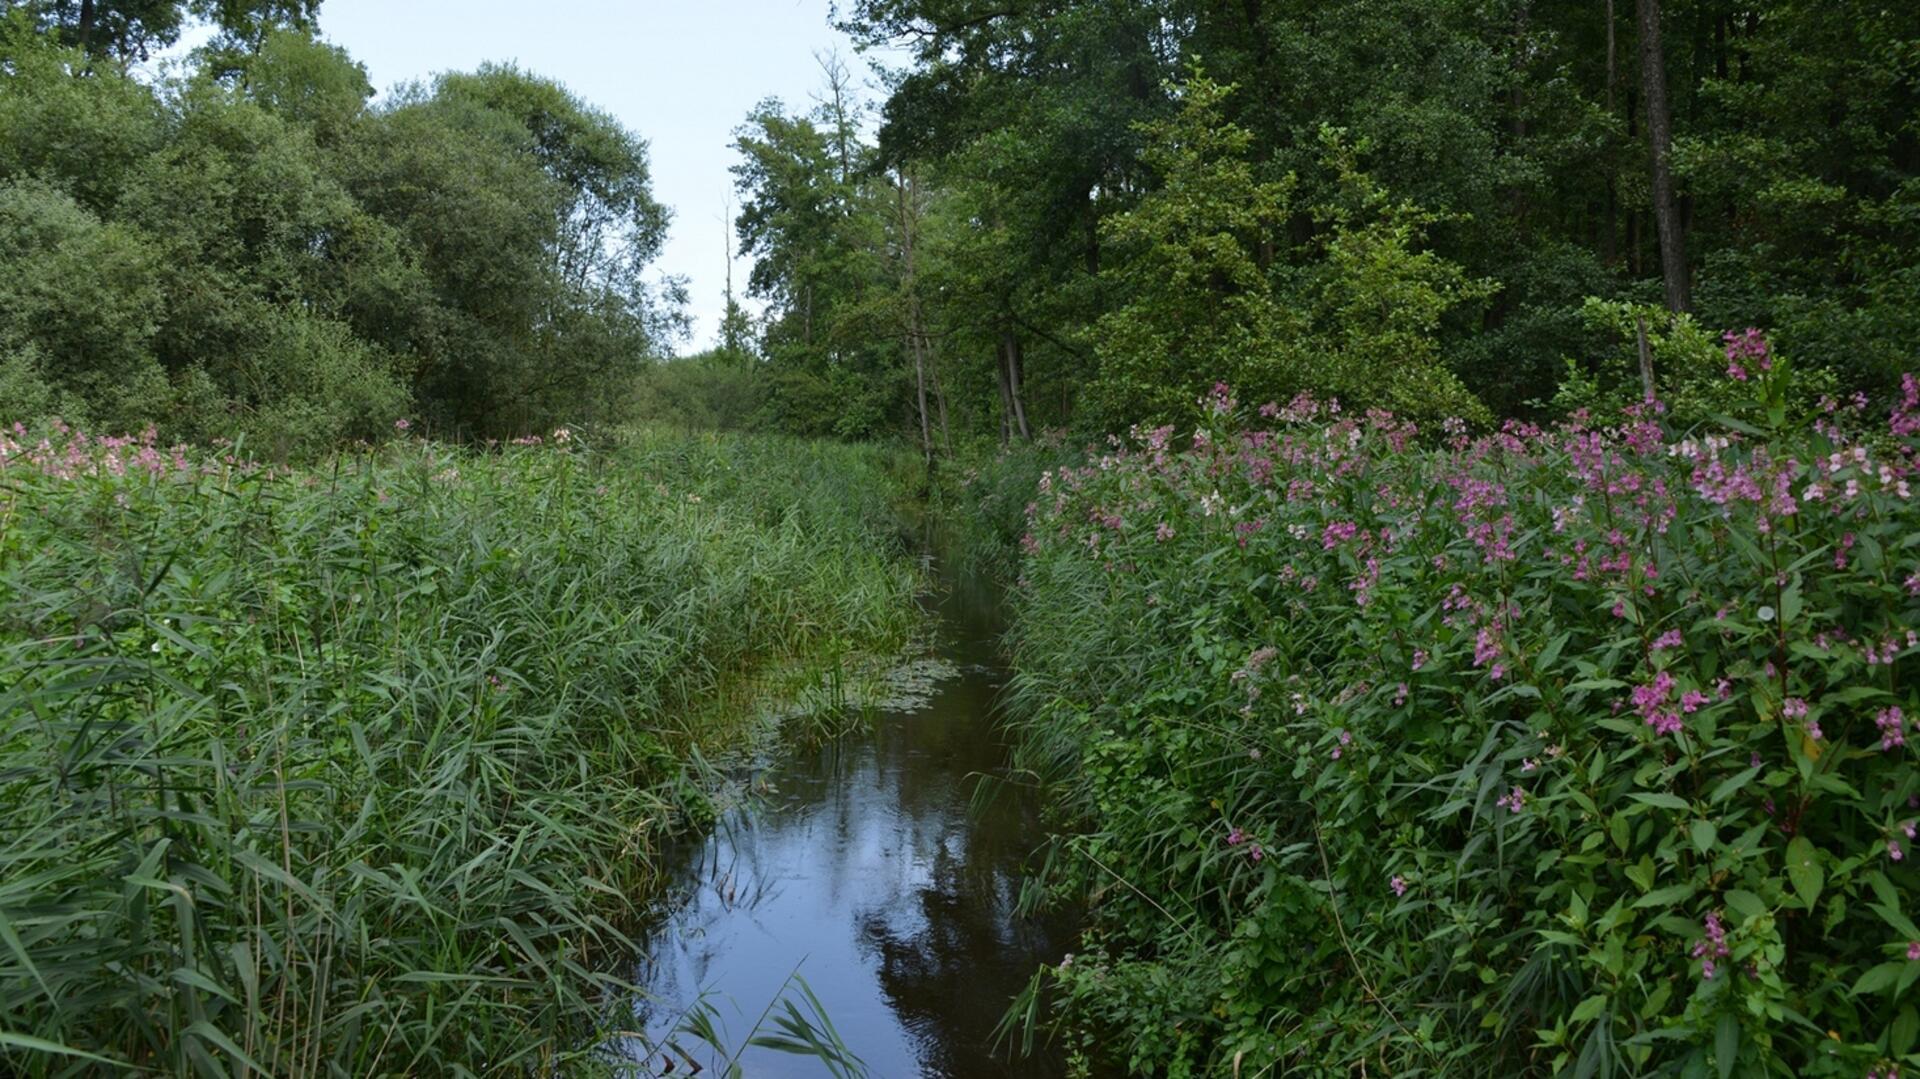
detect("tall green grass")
[0,423,921,1074]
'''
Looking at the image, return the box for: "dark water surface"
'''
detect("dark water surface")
[624,560,1073,1077]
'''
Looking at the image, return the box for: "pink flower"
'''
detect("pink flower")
[394,418,411,431]
[1155,522,1175,542]
[1647,712,1684,737]
[1496,786,1526,814]
[1877,707,1907,751]
[1692,911,1730,978]
[1390,875,1408,897]
[1226,827,1245,846]
[1908,941,1920,961]
[1650,629,1684,652]
[1892,839,1906,862]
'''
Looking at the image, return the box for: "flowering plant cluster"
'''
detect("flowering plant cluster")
[1005,355,1920,1076]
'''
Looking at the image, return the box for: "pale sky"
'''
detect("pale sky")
[288,1,901,353]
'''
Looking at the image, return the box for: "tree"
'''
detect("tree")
[0,0,316,60]
[1636,0,1688,312]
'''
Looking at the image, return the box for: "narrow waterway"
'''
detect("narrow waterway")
[623,556,1073,1077]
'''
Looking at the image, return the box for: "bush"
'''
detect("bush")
[1004,348,1920,1076]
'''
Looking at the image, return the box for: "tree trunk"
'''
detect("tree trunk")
[1635,313,1657,400]
[994,356,1014,446]
[1636,0,1690,312]
[893,176,934,472]
[76,0,96,56]
[1602,0,1617,266]
[1000,328,1032,441]
[928,341,953,456]
[911,331,933,471]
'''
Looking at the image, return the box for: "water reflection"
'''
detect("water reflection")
[625,565,1071,1077]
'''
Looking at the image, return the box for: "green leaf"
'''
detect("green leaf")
[1784,837,1823,909]
[1722,890,1767,921]
[0,1032,124,1065]
[1633,883,1697,908]
[1894,1006,1919,1057]
[1629,792,1690,811]
[1690,820,1717,855]
[1708,766,1760,805]
[1854,961,1905,996]
[1714,1013,1740,1079]
[1570,994,1609,1023]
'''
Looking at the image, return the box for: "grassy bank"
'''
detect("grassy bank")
[986,376,1920,1076]
[0,424,921,1074]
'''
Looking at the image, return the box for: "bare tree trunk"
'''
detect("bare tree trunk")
[928,340,953,456]
[911,332,933,471]
[1000,328,1032,441]
[1635,313,1657,400]
[1637,0,1690,312]
[1603,0,1618,266]
[995,356,1013,447]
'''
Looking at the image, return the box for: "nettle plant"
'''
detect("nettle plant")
[1011,336,1920,1077]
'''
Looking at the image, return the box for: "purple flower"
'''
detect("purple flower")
[1226,827,1245,846]
[1390,875,1407,897]
[1877,707,1907,751]
[1496,786,1526,814]
[1650,629,1684,652]
[1691,911,1730,979]
[1908,941,1920,962]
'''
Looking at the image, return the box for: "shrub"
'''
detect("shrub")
[1005,346,1920,1077]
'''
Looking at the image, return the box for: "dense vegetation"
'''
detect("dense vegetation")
[977,354,1920,1076]
[7,1,1920,1075]
[1,1,679,452]
[0,423,919,1072]
[633,0,1917,458]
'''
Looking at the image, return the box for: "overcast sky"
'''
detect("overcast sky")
[294,1,901,354]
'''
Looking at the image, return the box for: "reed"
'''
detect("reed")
[0,423,920,1075]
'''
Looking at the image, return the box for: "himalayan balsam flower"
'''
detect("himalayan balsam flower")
[1892,839,1906,862]
[1497,786,1526,813]
[1650,629,1684,652]
[1390,875,1408,897]
[1908,941,1920,961]
[1692,912,1730,979]
[1877,707,1907,751]
[1226,827,1245,846]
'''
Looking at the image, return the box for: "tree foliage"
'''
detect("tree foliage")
[0,13,679,449]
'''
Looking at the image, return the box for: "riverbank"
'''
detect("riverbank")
[0,425,923,1074]
[965,390,1920,1077]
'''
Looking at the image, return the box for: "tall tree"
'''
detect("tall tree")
[1635,0,1689,312]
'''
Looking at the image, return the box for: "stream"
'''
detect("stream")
[621,555,1074,1077]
